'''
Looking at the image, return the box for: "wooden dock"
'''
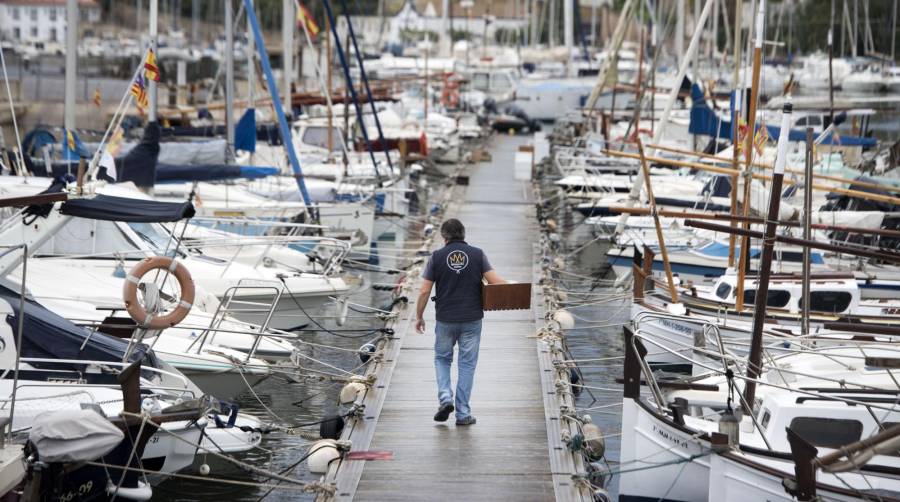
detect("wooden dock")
[321,136,590,501]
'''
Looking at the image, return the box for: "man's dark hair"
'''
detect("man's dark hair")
[440,219,465,241]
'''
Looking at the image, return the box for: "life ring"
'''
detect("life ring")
[123,256,195,329]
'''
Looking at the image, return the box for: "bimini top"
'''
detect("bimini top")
[60,194,195,223]
[0,284,149,370]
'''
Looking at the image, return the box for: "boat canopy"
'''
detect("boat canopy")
[60,194,195,222]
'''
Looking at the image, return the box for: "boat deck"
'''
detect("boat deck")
[321,136,588,501]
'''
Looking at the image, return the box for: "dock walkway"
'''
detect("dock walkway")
[323,136,587,501]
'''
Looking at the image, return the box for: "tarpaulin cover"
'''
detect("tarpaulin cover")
[29,409,124,462]
[687,84,877,147]
[117,122,161,188]
[60,194,195,222]
[155,163,277,183]
[235,108,257,153]
[0,284,148,369]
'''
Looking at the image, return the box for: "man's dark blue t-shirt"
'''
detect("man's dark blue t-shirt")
[423,240,493,323]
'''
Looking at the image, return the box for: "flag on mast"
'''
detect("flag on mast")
[144,48,161,82]
[92,87,102,107]
[297,4,320,38]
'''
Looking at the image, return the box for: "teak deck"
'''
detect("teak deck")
[321,136,588,501]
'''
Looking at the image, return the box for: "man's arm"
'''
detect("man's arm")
[482,253,506,284]
[415,279,434,334]
[484,270,506,284]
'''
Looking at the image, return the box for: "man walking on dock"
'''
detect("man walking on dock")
[415,219,505,426]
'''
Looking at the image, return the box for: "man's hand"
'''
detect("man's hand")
[415,318,426,334]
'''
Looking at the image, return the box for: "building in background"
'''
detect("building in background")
[0,0,100,44]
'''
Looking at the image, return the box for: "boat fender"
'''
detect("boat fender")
[556,290,568,302]
[319,415,345,440]
[569,368,582,396]
[592,488,613,502]
[553,257,565,269]
[423,223,435,236]
[339,382,368,405]
[546,219,558,232]
[358,343,377,364]
[199,464,210,476]
[106,480,152,501]
[307,439,341,474]
[552,310,575,330]
[122,256,195,329]
[582,416,605,460]
[336,298,349,327]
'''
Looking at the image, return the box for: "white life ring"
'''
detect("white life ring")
[122,256,195,329]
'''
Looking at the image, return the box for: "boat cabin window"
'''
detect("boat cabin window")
[795,116,822,127]
[744,289,790,308]
[715,282,732,300]
[128,223,174,251]
[301,126,343,152]
[789,417,863,448]
[470,73,490,91]
[801,291,853,314]
[759,409,771,430]
[490,73,515,93]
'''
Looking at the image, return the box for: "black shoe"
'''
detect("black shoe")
[456,416,476,426]
[434,402,454,422]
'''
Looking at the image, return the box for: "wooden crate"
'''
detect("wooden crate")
[482,282,532,311]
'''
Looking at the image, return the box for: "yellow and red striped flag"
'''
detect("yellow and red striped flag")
[93,87,102,107]
[144,48,160,82]
[297,4,320,38]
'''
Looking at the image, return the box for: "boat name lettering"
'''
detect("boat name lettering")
[46,378,87,384]
[659,319,698,337]
[652,424,689,449]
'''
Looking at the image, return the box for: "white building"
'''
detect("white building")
[344,0,528,51]
[0,0,100,44]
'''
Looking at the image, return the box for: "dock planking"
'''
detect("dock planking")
[324,135,582,501]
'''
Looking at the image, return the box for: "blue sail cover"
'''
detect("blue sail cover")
[0,284,149,369]
[235,109,257,153]
[60,194,195,222]
[118,122,161,189]
[687,84,877,147]
[155,163,277,183]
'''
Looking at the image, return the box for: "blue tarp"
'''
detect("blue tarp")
[60,194,195,222]
[687,84,877,147]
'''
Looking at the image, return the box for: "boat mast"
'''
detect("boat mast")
[829,0,835,128]
[801,127,813,338]
[247,0,255,109]
[742,98,793,413]
[283,0,294,116]
[564,0,574,64]
[225,0,235,161]
[64,0,77,138]
[734,0,766,313]
[726,0,743,268]
[149,0,159,122]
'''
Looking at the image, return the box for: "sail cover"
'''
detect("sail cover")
[60,195,195,222]
[155,163,278,183]
[0,284,149,368]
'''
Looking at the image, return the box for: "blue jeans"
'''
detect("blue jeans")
[434,319,482,420]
